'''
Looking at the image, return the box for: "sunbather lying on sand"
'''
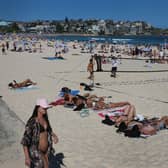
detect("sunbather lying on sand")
[63,93,102,106]
[64,93,136,117]
[8,79,37,89]
[116,116,168,137]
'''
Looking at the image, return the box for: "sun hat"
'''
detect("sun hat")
[36,98,51,109]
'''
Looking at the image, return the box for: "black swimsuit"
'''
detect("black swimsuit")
[39,124,48,133]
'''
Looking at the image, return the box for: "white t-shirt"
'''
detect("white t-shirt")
[160,51,164,57]
[112,59,118,67]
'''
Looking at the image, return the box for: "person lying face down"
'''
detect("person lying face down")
[8,79,37,89]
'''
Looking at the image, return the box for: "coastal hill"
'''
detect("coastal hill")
[0,18,168,36]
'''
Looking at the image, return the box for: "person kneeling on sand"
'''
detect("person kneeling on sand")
[8,79,37,89]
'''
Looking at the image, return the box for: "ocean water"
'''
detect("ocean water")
[45,35,168,45]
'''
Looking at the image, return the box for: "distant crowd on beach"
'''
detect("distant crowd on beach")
[1,34,168,61]
[1,34,168,81]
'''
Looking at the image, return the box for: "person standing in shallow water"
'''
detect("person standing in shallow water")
[21,98,58,168]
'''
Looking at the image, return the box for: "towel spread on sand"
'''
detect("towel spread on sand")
[42,57,64,60]
[58,90,80,97]
[50,98,65,106]
[10,85,39,91]
[97,107,125,119]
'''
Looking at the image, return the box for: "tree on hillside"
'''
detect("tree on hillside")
[56,23,64,33]
[11,22,20,32]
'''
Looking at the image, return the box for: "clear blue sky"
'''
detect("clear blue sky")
[0,0,167,28]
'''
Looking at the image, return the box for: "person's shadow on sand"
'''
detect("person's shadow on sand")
[49,153,66,168]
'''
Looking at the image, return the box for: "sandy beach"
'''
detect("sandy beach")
[0,38,168,168]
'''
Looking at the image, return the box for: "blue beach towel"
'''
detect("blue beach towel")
[11,85,39,92]
[42,57,64,60]
[58,89,80,97]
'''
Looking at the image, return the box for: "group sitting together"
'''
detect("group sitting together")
[60,87,168,138]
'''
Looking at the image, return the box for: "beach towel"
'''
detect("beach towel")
[42,57,64,60]
[64,103,74,108]
[10,85,39,92]
[50,98,65,106]
[58,89,80,97]
[97,107,125,120]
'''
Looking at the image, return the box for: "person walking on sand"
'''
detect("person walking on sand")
[111,56,118,78]
[94,54,103,71]
[87,58,94,80]
[21,98,58,168]
[6,41,9,50]
[2,43,6,55]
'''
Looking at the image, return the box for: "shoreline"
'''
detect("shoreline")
[39,33,168,38]
[2,32,168,38]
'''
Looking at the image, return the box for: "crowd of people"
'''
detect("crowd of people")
[2,36,168,167]
[57,87,168,138]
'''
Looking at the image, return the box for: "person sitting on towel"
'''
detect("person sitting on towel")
[8,79,37,89]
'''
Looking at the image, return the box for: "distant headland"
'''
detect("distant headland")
[0,18,168,36]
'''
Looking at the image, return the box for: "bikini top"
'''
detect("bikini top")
[39,123,48,133]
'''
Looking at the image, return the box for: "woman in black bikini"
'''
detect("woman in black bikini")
[21,98,58,168]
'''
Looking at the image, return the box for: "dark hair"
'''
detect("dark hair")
[116,122,127,133]
[64,93,70,101]
[124,125,141,138]
[102,115,115,126]
[80,83,86,86]
[89,58,93,62]
[61,87,71,93]
[8,82,13,87]
[28,105,52,133]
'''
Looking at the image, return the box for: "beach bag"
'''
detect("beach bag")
[80,108,90,117]
[102,115,115,126]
